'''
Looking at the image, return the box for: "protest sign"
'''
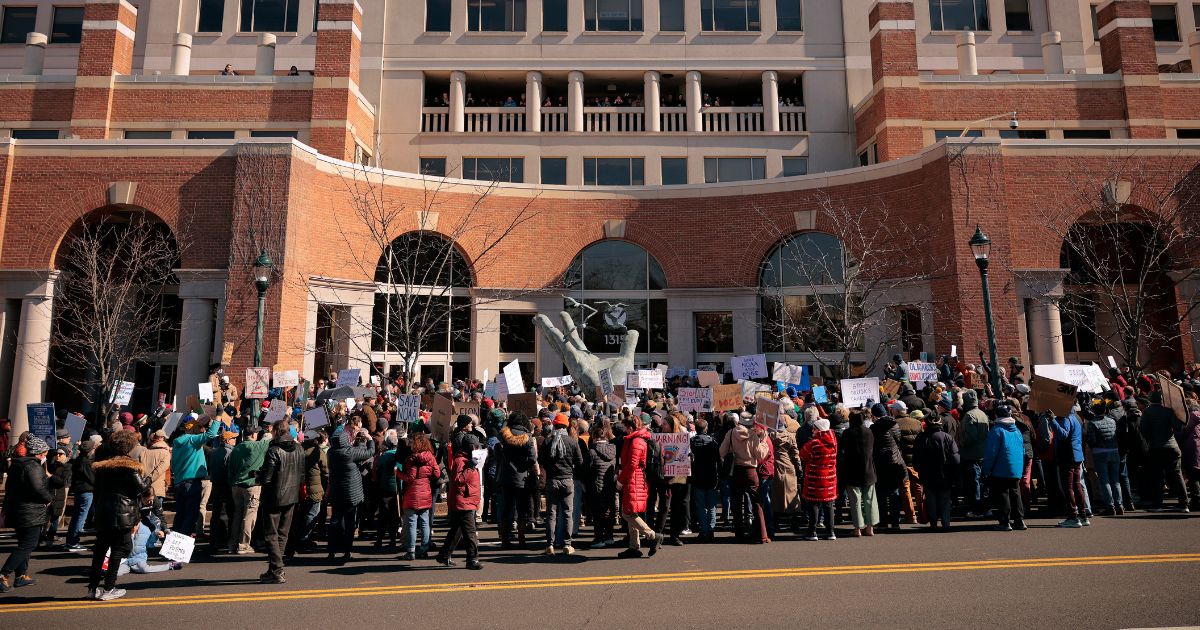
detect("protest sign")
[185,394,201,414]
[541,375,574,388]
[731,354,768,380]
[841,377,881,409]
[881,379,902,399]
[1034,364,1109,394]
[1107,356,1118,370]
[1028,376,1078,417]
[712,383,743,411]
[273,370,299,388]
[301,406,329,429]
[197,382,214,403]
[26,403,55,444]
[637,369,664,390]
[159,531,196,564]
[455,400,481,421]
[495,374,509,402]
[162,412,184,436]
[336,368,360,387]
[202,403,217,419]
[771,363,808,386]
[696,370,722,387]
[245,368,270,399]
[65,413,87,444]
[651,432,691,476]
[907,361,939,389]
[484,381,498,400]
[598,368,614,396]
[430,394,455,442]
[754,396,781,430]
[812,385,828,404]
[507,392,538,418]
[625,372,640,390]
[740,379,770,400]
[109,381,135,406]
[607,384,626,408]
[395,394,421,423]
[1155,374,1188,421]
[503,360,525,394]
[677,387,713,413]
[263,403,286,425]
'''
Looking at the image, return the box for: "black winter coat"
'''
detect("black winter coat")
[896,417,922,466]
[497,426,537,489]
[585,440,617,499]
[912,426,960,491]
[3,456,52,528]
[689,433,721,489]
[326,432,375,507]
[47,458,71,504]
[837,424,876,487]
[259,436,306,509]
[70,453,95,495]
[91,456,149,531]
[871,418,907,490]
[539,430,583,480]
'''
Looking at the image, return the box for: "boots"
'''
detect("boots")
[517,521,528,549]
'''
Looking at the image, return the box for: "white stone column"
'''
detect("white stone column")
[1190,32,1200,78]
[1042,31,1064,74]
[449,70,467,133]
[255,32,277,76]
[174,298,214,408]
[471,306,501,381]
[526,71,543,133]
[762,70,780,132]
[644,70,661,132]
[0,300,21,419]
[1170,269,1200,362]
[346,303,373,374]
[9,293,55,436]
[686,70,702,133]
[22,33,47,76]
[1015,269,1068,367]
[568,70,585,132]
[171,32,193,76]
[956,31,978,76]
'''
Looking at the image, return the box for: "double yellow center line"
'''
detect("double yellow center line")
[2,552,1198,613]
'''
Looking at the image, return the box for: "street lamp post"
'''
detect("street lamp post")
[252,250,273,423]
[968,226,1003,400]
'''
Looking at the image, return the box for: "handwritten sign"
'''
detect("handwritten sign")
[731,354,768,380]
[598,368,614,396]
[159,531,195,564]
[1034,364,1109,394]
[110,381,135,406]
[651,432,691,476]
[771,363,807,386]
[503,360,525,395]
[696,370,722,387]
[430,394,455,442]
[244,368,270,399]
[841,377,881,409]
[454,401,481,421]
[907,361,939,389]
[197,382,214,403]
[637,369,664,390]
[677,387,713,413]
[881,379,902,399]
[754,396,781,429]
[273,370,299,388]
[541,375,574,388]
[1155,374,1188,421]
[395,394,421,423]
[1028,376,1078,417]
[712,383,743,412]
[336,368,360,388]
[507,392,538,418]
[812,385,828,404]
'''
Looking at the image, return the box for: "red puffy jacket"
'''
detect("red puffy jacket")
[799,429,838,502]
[618,427,651,514]
[447,453,480,512]
[400,450,441,511]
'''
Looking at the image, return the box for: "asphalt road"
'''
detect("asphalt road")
[1,512,1198,629]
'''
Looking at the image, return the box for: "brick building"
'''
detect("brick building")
[0,0,1197,435]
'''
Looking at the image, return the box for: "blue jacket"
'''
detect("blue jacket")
[982,418,1024,479]
[126,522,158,565]
[170,421,221,483]
[1051,414,1085,463]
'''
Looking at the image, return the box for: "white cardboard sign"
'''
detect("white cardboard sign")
[677,387,713,413]
[273,370,299,388]
[197,382,214,403]
[159,531,195,564]
[731,354,768,380]
[841,377,882,409]
[502,360,525,395]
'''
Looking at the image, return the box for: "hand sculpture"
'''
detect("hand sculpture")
[534,310,638,401]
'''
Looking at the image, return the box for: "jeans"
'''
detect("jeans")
[403,508,431,554]
[878,485,903,527]
[989,477,1023,525]
[1148,448,1190,508]
[847,485,879,529]
[804,501,834,538]
[925,488,952,528]
[961,459,984,512]
[758,476,775,537]
[328,502,360,555]
[87,527,133,591]
[1093,450,1123,510]
[117,559,173,576]
[1119,456,1135,508]
[172,479,203,536]
[147,496,165,536]
[498,484,533,542]
[1,526,40,577]
[440,510,478,561]
[263,505,295,577]
[571,479,585,538]
[544,478,574,548]
[66,491,94,546]
[1059,461,1087,519]
[692,486,718,535]
[231,485,262,552]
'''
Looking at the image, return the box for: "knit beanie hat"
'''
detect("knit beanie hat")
[25,435,50,455]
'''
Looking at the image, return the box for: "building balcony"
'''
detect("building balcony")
[420,105,806,134]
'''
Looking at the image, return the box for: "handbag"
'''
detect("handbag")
[720,452,735,479]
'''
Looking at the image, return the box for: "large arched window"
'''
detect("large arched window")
[371,232,474,383]
[759,232,855,355]
[564,240,668,355]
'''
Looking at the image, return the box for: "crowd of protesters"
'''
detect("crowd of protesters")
[1,356,1198,600]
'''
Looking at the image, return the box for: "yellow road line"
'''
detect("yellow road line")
[2,553,1198,614]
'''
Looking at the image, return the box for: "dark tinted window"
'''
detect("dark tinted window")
[420,157,447,176]
[1151,4,1178,41]
[583,157,644,185]
[198,0,224,31]
[1004,0,1030,30]
[661,157,687,185]
[760,232,845,288]
[540,157,567,184]
[701,0,759,31]
[499,313,536,353]
[187,130,236,139]
[11,129,59,139]
[543,0,567,30]
[462,157,524,183]
[375,231,473,287]
[124,130,173,139]
[468,0,525,31]
[929,0,989,31]
[50,7,83,43]
[1062,129,1111,139]
[426,0,450,31]
[240,0,299,32]
[776,0,800,30]
[659,0,683,30]
[1,7,37,44]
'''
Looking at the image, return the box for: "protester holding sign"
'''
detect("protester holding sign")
[719,412,770,544]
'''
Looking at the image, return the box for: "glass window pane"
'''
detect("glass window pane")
[930,0,989,31]
[1151,4,1179,41]
[187,130,236,139]
[934,129,981,140]
[583,240,647,290]
[659,0,683,30]
[695,312,733,354]
[11,129,59,139]
[124,130,172,139]
[577,298,649,354]
[661,157,687,185]
[761,232,845,287]
[450,296,472,352]
[704,0,759,30]
[426,0,451,30]
[1,6,36,44]
[541,157,566,184]
[51,6,84,43]
[420,157,446,176]
[198,0,225,32]
[376,232,473,287]
[703,157,718,183]
[760,296,783,353]
[648,298,668,353]
[470,0,525,31]
[776,0,801,30]
[499,313,536,353]
[631,157,644,185]
[1062,129,1111,139]
[705,157,766,183]
[781,156,808,176]
[543,0,567,30]
[583,158,597,185]
[1004,0,1030,30]
[250,130,298,138]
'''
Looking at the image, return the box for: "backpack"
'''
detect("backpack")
[640,436,667,487]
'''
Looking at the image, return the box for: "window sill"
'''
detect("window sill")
[774,30,804,35]
[582,29,644,34]
[699,30,762,34]
[234,31,300,37]
[423,30,451,35]
[463,30,526,36]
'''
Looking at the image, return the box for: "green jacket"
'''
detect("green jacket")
[227,440,271,487]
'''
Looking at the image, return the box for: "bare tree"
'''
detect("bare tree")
[50,210,185,420]
[1041,153,1200,371]
[755,194,947,378]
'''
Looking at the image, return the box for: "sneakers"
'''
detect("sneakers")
[1058,518,1082,528]
[1114,506,1125,516]
[259,573,286,584]
[648,533,663,557]
[97,588,127,601]
[466,560,483,570]
[399,552,415,561]
[993,523,1013,532]
[168,562,184,571]
[616,548,643,559]
[1080,517,1092,527]
[67,544,88,552]
[589,540,609,549]
[1012,521,1028,531]
[543,547,556,556]
[436,556,456,567]
[14,575,35,588]
[563,545,575,556]
[0,575,9,593]
[803,534,819,541]
[820,533,837,541]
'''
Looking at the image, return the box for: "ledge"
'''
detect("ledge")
[115,75,314,84]
[922,72,1120,84]
[0,74,76,84]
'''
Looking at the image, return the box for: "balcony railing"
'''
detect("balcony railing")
[420,104,806,133]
